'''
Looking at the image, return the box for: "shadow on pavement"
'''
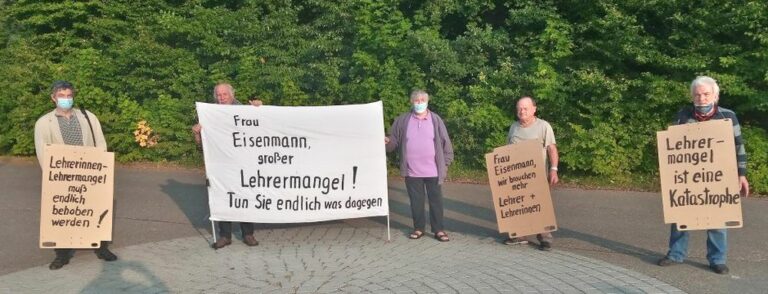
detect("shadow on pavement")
[157,176,682,269]
[388,183,684,266]
[160,179,210,229]
[383,185,499,239]
[81,260,168,293]
[556,227,665,264]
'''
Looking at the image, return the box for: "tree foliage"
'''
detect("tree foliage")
[1,0,766,192]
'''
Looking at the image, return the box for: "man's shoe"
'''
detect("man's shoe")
[243,234,259,246]
[95,248,118,261]
[503,238,528,245]
[538,241,552,251]
[49,256,69,270]
[710,264,729,275]
[657,257,681,266]
[212,237,232,249]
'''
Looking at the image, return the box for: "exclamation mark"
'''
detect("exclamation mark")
[352,166,358,189]
[97,210,109,228]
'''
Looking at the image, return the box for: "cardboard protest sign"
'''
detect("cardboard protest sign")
[657,119,742,231]
[196,101,389,223]
[485,140,557,237]
[40,145,114,248]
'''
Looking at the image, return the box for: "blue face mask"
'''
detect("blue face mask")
[413,102,428,113]
[56,97,74,110]
[694,103,714,114]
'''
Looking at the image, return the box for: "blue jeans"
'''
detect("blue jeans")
[666,224,727,265]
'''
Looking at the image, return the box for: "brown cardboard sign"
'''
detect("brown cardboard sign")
[39,145,114,248]
[656,119,742,231]
[485,140,557,237]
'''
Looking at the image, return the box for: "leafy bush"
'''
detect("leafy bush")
[743,126,768,194]
[1,1,766,194]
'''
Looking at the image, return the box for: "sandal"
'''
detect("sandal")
[408,230,424,239]
[435,231,450,242]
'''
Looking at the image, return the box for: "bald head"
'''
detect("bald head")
[516,96,537,125]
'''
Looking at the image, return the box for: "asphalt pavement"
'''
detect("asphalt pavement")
[1,157,766,293]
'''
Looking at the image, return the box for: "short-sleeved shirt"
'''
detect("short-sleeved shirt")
[506,118,556,163]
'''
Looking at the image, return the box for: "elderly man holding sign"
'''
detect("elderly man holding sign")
[192,83,263,249]
[503,96,559,251]
[657,76,750,275]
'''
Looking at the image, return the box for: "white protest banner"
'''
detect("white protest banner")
[656,119,742,230]
[196,101,389,223]
[485,140,557,238]
[40,145,114,248]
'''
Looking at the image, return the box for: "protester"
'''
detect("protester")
[34,80,117,270]
[192,83,261,249]
[386,90,454,241]
[503,96,559,251]
[657,76,750,275]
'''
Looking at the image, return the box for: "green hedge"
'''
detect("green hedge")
[1,1,766,193]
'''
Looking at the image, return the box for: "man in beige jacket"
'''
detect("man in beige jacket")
[34,80,117,270]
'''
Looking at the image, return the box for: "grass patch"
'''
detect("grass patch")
[559,173,661,193]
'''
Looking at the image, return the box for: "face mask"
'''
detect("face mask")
[413,102,428,113]
[694,103,714,114]
[56,97,74,110]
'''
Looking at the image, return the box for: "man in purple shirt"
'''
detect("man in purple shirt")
[386,90,454,241]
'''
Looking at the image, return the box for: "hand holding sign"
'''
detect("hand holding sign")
[739,176,749,197]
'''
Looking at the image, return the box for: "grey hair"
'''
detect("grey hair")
[410,90,429,101]
[213,83,235,101]
[50,80,75,96]
[690,76,719,98]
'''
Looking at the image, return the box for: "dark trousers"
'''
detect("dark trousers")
[54,241,111,258]
[218,221,255,239]
[518,232,554,243]
[405,177,444,233]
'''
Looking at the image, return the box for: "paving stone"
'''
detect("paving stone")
[0,228,681,293]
